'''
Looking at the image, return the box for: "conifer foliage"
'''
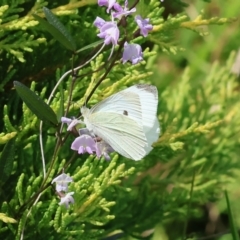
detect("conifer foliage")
[0,0,239,239]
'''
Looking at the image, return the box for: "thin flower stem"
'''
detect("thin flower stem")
[39,122,46,178]
[108,45,115,61]
[63,151,77,169]
[20,192,43,240]
[85,37,126,104]
[59,61,77,135]
[131,0,140,9]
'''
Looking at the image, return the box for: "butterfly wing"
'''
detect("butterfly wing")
[90,90,143,122]
[123,84,160,151]
[81,84,160,160]
[87,112,147,160]
[144,116,160,153]
[91,84,158,128]
[123,84,158,129]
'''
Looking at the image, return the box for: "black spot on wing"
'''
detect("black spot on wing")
[123,110,128,116]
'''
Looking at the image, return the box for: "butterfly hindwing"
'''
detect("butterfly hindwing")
[88,111,147,160]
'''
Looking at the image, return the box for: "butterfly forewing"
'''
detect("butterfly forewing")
[90,84,158,129]
[124,84,158,129]
[90,90,143,123]
[144,116,160,153]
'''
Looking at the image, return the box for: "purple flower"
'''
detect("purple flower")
[122,42,143,64]
[79,128,92,136]
[71,134,96,154]
[52,173,73,192]
[135,15,153,37]
[61,117,72,124]
[95,19,119,45]
[96,141,114,160]
[59,192,74,208]
[112,1,136,19]
[61,117,82,131]
[98,0,116,13]
[94,16,106,29]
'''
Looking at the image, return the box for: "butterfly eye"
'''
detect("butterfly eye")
[123,110,128,116]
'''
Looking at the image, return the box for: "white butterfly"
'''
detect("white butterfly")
[81,84,160,160]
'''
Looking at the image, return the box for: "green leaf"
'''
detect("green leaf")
[14,81,58,125]
[76,39,104,54]
[0,137,15,185]
[33,7,76,51]
[225,190,240,240]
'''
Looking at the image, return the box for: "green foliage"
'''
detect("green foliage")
[0,213,16,224]
[0,137,15,185]
[14,81,58,125]
[33,7,76,51]
[0,0,240,239]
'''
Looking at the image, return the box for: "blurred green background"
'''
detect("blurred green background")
[148,0,240,239]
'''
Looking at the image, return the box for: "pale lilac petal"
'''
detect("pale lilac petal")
[135,15,153,37]
[94,15,119,46]
[98,0,116,13]
[113,8,136,19]
[61,117,82,131]
[97,22,119,45]
[61,117,72,124]
[52,173,73,184]
[56,184,68,192]
[103,152,111,161]
[59,192,74,208]
[94,16,106,29]
[107,0,116,12]
[86,146,94,154]
[113,2,122,12]
[96,141,114,160]
[122,42,143,64]
[112,0,136,19]
[79,128,92,136]
[52,173,73,193]
[67,119,81,131]
[71,137,83,151]
[98,0,108,6]
[71,135,96,154]
[78,145,85,154]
